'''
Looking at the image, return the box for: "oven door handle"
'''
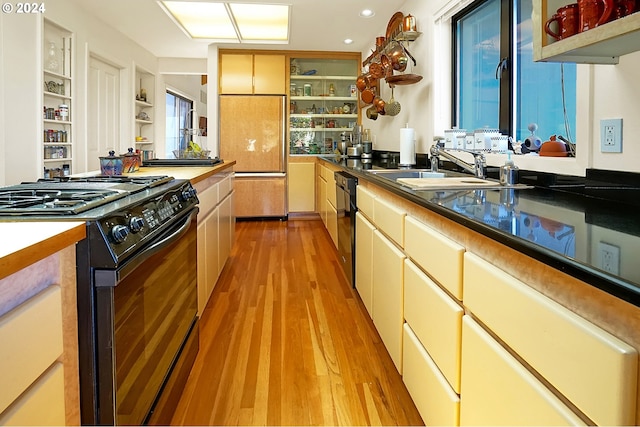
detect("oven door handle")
[95,208,198,287]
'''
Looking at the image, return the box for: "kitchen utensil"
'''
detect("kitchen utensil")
[373,96,386,114]
[386,12,404,39]
[361,86,376,104]
[99,151,124,176]
[366,106,378,120]
[387,41,408,72]
[356,73,371,92]
[540,135,568,157]
[369,62,385,79]
[376,36,386,49]
[403,14,417,32]
[346,145,363,158]
[578,0,614,31]
[386,74,423,85]
[386,87,401,116]
[545,3,579,40]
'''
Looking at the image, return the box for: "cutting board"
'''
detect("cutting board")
[397,177,503,190]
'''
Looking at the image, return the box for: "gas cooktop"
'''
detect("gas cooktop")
[0,175,175,216]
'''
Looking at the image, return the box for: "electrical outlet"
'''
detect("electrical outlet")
[598,242,620,275]
[600,118,623,153]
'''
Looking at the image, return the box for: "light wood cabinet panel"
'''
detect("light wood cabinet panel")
[355,212,375,317]
[0,285,63,414]
[234,177,286,218]
[464,252,638,426]
[218,192,234,274]
[460,315,586,426]
[404,259,463,393]
[219,53,253,94]
[0,363,65,426]
[373,197,406,248]
[253,54,286,94]
[288,162,315,212]
[404,215,465,300]
[219,53,285,94]
[356,185,375,221]
[372,230,405,373]
[403,324,460,426]
[197,221,207,315]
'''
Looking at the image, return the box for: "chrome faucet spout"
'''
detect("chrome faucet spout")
[429,144,486,179]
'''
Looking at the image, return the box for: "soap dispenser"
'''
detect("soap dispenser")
[500,152,519,186]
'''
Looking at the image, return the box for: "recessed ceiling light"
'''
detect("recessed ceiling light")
[158,1,290,43]
[344,38,353,44]
[360,9,375,18]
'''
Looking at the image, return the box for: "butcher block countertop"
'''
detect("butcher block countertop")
[126,160,236,184]
[0,222,86,282]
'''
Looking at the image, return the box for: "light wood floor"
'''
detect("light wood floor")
[170,219,424,426]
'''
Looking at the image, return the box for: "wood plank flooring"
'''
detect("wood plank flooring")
[170,219,424,426]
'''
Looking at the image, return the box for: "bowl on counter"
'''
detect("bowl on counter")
[173,149,211,159]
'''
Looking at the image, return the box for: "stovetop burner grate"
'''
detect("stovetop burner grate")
[0,187,128,215]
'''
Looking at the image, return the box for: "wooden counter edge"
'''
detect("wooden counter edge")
[189,161,236,185]
[0,224,86,281]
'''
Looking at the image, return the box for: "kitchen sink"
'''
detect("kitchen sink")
[365,168,529,190]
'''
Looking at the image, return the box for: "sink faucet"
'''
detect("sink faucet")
[430,142,486,179]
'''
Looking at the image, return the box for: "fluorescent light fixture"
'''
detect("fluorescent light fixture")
[159,1,290,43]
[359,9,375,18]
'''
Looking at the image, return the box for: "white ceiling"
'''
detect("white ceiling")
[68,0,407,58]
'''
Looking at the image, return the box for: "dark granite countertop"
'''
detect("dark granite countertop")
[320,155,640,307]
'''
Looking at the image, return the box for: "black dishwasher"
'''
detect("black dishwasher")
[335,171,358,287]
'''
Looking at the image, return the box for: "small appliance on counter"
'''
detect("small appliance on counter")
[142,157,223,167]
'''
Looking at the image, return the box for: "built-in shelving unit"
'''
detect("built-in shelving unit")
[134,67,155,149]
[289,58,359,155]
[42,20,73,177]
[533,0,640,64]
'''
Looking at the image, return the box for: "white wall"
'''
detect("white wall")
[364,0,640,176]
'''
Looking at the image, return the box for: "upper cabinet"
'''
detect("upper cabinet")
[533,0,640,64]
[134,67,155,149]
[42,20,74,178]
[219,53,286,94]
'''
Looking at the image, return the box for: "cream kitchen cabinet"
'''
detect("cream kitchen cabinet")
[355,212,375,317]
[372,229,405,373]
[219,53,286,94]
[460,315,587,426]
[194,172,235,315]
[403,323,460,426]
[288,161,316,213]
[316,162,340,248]
[532,0,640,63]
[0,286,65,425]
[464,252,638,426]
[403,259,463,393]
[404,216,465,301]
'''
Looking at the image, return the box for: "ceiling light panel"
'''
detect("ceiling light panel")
[159,1,289,43]
[160,1,237,39]
[230,3,289,42]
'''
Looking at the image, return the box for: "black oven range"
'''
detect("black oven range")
[0,175,200,425]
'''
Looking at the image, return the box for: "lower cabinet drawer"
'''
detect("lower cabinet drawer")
[0,362,65,426]
[402,324,460,426]
[356,185,375,221]
[0,285,63,414]
[404,216,464,300]
[404,259,463,392]
[373,196,406,248]
[464,252,638,426]
[460,315,586,426]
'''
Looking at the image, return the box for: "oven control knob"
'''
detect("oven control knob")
[111,225,129,243]
[180,188,196,201]
[129,216,145,233]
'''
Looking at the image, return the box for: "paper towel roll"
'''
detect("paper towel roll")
[400,127,415,165]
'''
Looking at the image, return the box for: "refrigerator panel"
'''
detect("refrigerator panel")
[234,175,286,218]
[219,95,285,173]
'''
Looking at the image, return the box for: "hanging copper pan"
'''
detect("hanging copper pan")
[356,73,371,92]
[369,62,385,79]
[361,85,376,105]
